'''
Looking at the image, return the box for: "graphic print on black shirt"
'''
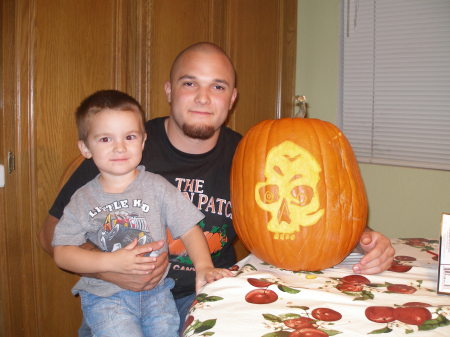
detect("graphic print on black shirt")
[166,171,237,299]
[167,220,229,265]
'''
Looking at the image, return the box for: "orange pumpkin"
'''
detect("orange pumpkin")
[230,118,368,271]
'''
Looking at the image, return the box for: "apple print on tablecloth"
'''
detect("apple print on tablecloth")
[234,263,258,276]
[260,306,343,336]
[183,293,225,336]
[399,238,439,260]
[388,255,416,273]
[328,274,435,300]
[332,274,377,300]
[364,302,450,334]
[189,293,224,313]
[245,277,300,305]
[183,316,217,337]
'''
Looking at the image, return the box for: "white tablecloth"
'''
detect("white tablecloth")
[183,238,450,337]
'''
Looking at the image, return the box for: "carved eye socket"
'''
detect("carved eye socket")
[258,184,279,204]
[291,185,314,206]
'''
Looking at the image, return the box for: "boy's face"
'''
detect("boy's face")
[78,109,146,178]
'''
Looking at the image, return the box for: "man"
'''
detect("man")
[39,42,395,334]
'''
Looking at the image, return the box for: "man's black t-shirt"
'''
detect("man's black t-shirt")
[50,117,242,298]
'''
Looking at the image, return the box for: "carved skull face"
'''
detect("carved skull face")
[255,141,324,240]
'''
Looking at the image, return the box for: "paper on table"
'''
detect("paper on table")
[333,252,364,268]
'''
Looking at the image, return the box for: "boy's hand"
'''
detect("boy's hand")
[195,267,233,293]
[107,239,158,274]
[97,249,168,291]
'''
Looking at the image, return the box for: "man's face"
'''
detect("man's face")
[164,50,237,139]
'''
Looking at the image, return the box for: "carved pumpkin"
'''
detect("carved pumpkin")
[230,118,367,271]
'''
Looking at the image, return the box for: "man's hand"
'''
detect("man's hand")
[39,215,168,291]
[352,229,395,274]
[96,240,169,291]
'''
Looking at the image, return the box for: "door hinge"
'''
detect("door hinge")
[7,151,15,174]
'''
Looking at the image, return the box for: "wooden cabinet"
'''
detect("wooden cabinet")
[0,0,296,335]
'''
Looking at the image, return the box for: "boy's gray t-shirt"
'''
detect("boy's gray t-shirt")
[52,165,205,297]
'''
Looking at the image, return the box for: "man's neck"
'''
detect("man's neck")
[165,118,220,155]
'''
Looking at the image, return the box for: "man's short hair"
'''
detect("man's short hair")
[169,42,236,85]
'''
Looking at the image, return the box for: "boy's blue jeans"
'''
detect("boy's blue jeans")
[79,278,179,337]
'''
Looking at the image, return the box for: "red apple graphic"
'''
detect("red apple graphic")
[387,284,417,294]
[393,306,432,326]
[388,261,412,273]
[336,282,363,292]
[394,255,416,261]
[245,289,278,304]
[283,317,315,330]
[402,302,431,307]
[311,308,342,321]
[247,278,274,288]
[365,306,395,323]
[182,315,195,333]
[289,328,328,337]
[341,275,370,285]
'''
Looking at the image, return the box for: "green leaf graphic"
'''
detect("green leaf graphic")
[194,319,216,334]
[278,285,300,294]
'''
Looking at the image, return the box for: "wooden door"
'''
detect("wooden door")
[0,1,296,336]
[145,0,297,134]
[228,0,298,133]
[1,0,146,335]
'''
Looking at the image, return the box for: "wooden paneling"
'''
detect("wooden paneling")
[0,0,296,335]
[279,0,298,119]
[227,0,297,134]
[0,1,11,335]
[147,0,224,119]
[33,0,120,335]
[0,1,10,334]
[1,0,38,336]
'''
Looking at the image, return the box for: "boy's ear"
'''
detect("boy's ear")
[78,140,93,159]
[142,133,147,150]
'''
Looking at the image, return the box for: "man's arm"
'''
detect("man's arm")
[54,240,157,275]
[38,214,168,291]
[352,228,395,274]
[98,250,169,291]
[39,215,59,257]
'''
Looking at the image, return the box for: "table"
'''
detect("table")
[183,238,450,336]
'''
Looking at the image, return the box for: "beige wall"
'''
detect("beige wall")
[296,0,450,239]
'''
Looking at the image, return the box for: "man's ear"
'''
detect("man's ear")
[164,81,172,103]
[78,140,92,159]
[229,88,238,110]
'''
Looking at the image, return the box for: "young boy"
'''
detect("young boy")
[52,89,232,337]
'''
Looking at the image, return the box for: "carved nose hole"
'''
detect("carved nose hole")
[277,198,291,224]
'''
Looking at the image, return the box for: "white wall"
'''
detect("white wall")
[296,0,450,239]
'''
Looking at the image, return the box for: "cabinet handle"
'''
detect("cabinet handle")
[8,151,15,174]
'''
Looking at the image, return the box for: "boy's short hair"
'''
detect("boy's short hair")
[76,89,146,141]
